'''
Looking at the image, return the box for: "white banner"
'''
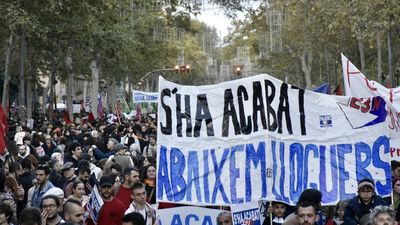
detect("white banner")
[157,74,391,206]
[158,206,225,225]
[132,90,159,103]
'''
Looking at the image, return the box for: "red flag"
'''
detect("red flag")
[333,83,343,96]
[0,105,8,155]
[64,110,73,125]
[88,111,95,122]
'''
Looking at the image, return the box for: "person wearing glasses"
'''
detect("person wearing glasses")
[344,178,388,225]
[41,195,65,225]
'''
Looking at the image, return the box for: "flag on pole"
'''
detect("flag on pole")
[332,83,343,96]
[63,110,72,125]
[0,105,8,155]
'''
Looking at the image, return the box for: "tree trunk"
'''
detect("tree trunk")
[107,77,117,113]
[357,35,366,72]
[65,47,74,120]
[377,32,383,83]
[26,72,33,119]
[300,51,312,89]
[49,58,56,123]
[19,29,27,122]
[2,32,14,115]
[387,31,393,87]
[90,59,99,118]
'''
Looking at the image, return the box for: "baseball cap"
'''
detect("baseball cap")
[62,162,75,171]
[113,143,128,152]
[99,175,115,187]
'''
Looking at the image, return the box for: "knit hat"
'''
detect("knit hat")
[298,189,322,206]
[358,178,375,190]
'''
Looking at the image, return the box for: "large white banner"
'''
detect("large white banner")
[157,74,391,206]
[158,206,225,225]
[341,53,400,160]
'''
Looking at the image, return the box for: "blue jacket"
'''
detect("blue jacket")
[344,195,387,225]
[31,181,55,208]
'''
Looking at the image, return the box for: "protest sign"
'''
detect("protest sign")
[133,90,159,103]
[231,202,261,225]
[86,186,104,224]
[158,206,225,225]
[341,53,400,153]
[157,74,391,206]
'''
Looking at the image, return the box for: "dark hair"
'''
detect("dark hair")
[37,164,51,175]
[297,189,322,211]
[124,167,138,177]
[69,142,82,153]
[140,163,156,181]
[122,212,145,225]
[131,181,145,191]
[19,207,42,225]
[0,203,13,223]
[296,201,318,215]
[0,172,6,191]
[78,165,91,175]
[41,194,60,208]
[72,180,84,192]
[21,158,33,170]
[391,160,400,170]
[110,163,122,174]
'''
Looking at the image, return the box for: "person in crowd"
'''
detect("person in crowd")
[51,152,64,164]
[283,189,324,225]
[42,134,57,157]
[109,163,123,177]
[0,203,13,225]
[23,136,38,159]
[62,199,84,225]
[49,159,63,188]
[66,165,93,196]
[19,207,42,225]
[17,144,30,160]
[116,167,140,209]
[344,178,388,225]
[142,135,156,158]
[263,201,288,225]
[103,143,133,175]
[122,212,146,225]
[297,201,320,225]
[93,138,118,160]
[58,162,76,196]
[217,211,233,225]
[68,181,89,206]
[125,182,156,225]
[44,187,65,215]
[31,164,55,208]
[140,164,156,205]
[369,206,396,225]
[325,200,349,225]
[64,143,82,168]
[96,175,126,225]
[79,153,102,180]
[41,195,65,225]
[392,161,400,180]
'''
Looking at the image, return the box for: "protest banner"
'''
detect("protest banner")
[85,186,104,224]
[341,53,400,153]
[231,202,261,225]
[390,139,400,161]
[158,206,225,225]
[157,74,391,206]
[133,90,159,103]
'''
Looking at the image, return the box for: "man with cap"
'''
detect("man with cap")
[103,143,134,175]
[57,162,76,196]
[97,175,125,225]
[344,178,388,225]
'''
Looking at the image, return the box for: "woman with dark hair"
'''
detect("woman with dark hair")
[68,181,89,206]
[140,164,156,205]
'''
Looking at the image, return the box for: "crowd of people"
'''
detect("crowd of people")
[0,112,400,225]
[0,112,159,225]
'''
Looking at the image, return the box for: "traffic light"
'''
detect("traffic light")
[235,65,243,76]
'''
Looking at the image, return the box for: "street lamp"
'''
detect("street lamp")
[175,64,191,73]
[234,65,243,76]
